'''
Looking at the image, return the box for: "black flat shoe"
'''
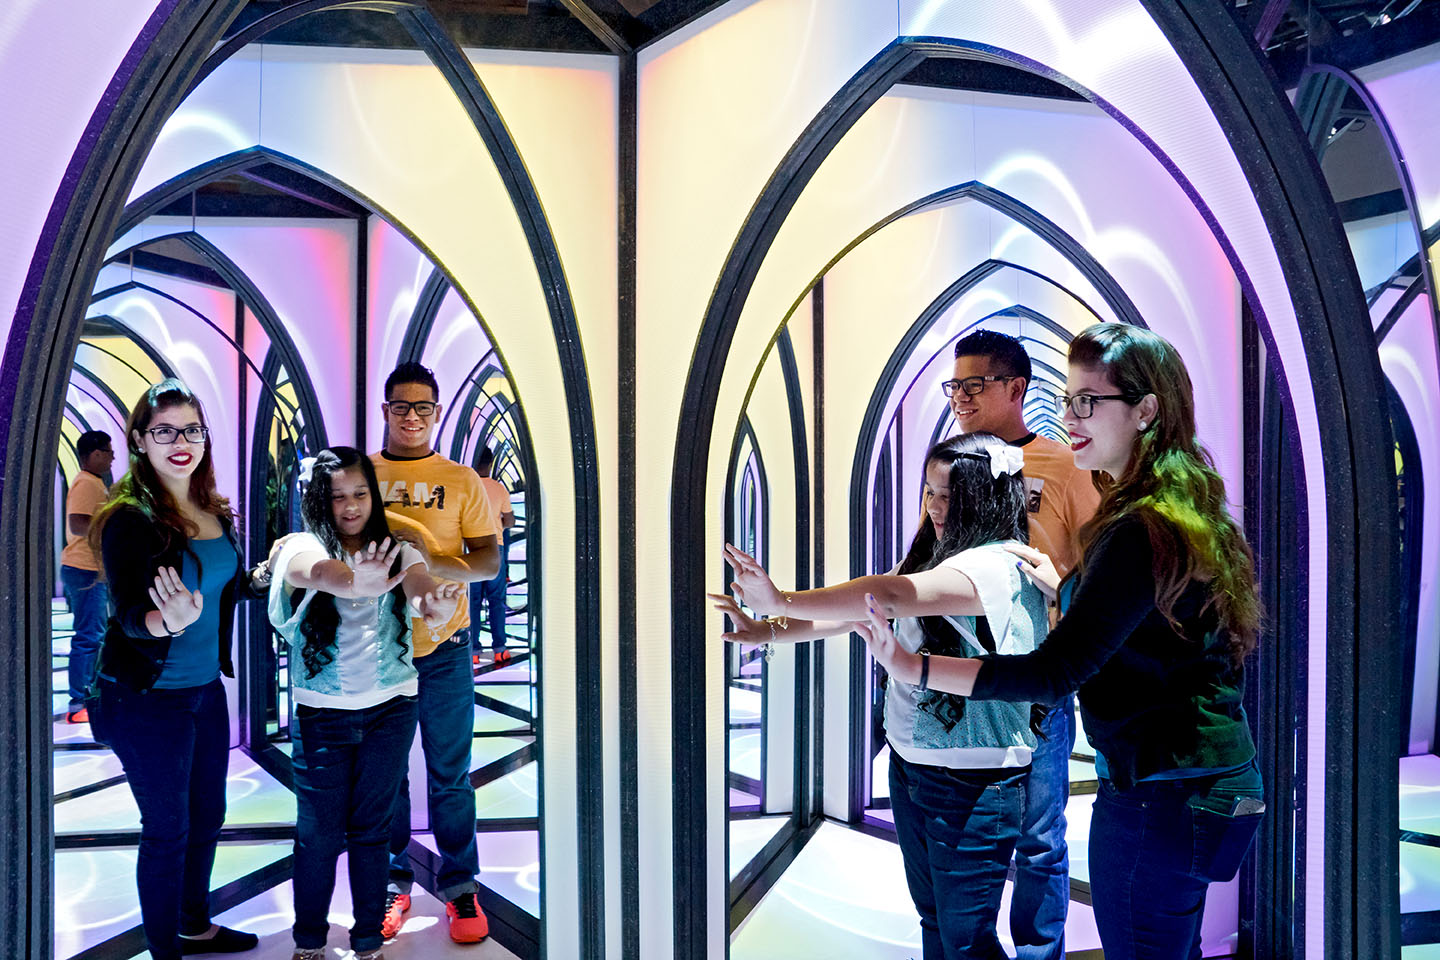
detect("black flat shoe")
[179,926,260,955]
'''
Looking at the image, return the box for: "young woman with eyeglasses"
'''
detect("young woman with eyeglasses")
[88,378,271,960]
[715,431,1048,959]
[861,323,1264,959]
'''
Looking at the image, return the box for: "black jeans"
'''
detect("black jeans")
[1089,761,1264,960]
[99,677,229,960]
[292,694,418,951]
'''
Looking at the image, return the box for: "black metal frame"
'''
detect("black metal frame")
[722,416,769,813]
[718,329,818,936]
[762,180,1145,341]
[1295,64,1440,776]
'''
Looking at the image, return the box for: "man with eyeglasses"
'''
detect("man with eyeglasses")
[371,362,499,944]
[944,330,1099,960]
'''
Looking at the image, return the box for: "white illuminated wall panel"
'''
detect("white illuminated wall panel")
[365,217,434,452]
[0,0,162,353]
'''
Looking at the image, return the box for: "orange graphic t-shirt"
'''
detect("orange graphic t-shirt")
[60,471,107,571]
[372,452,496,657]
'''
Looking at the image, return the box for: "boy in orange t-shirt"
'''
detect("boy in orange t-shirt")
[59,431,114,722]
[470,446,515,661]
[371,363,498,943]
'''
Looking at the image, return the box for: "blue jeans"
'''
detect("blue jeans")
[889,752,1027,959]
[61,565,108,709]
[469,567,508,653]
[388,640,480,900]
[99,677,229,960]
[1089,761,1264,960]
[1010,697,1073,960]
[292,695,418,952]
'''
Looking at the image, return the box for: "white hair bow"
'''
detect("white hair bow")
[986,444,1025,480]
[297,456,316,485]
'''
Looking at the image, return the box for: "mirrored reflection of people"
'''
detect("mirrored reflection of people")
[370,362,498,943]
[60,430,114,723]
[713,433,1047,958]
[864,324,1265,959]
[945,330,1099,960]
[268,447,460,960]
[471,446,515,663]
[88,379,270,960]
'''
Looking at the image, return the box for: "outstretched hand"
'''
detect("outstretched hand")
[1003,543,1060,601]
[854,592,919,685]
[351,538,407,597]
[414,581,463,629]
[722,542,784,616]
[149,565,203,633]
[708,592,771,647]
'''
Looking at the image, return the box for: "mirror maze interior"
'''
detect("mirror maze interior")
[5,1,1440,959]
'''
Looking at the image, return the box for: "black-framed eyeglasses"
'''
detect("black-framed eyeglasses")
[940,375,1013,398]
[385,400,437,418]
[144,425,208,444]
[1056,394,1134,419]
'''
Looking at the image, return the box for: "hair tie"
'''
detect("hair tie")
[984,443,1024,480]
[297,456,316,485]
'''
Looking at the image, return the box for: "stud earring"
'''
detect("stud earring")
[1138,421,1147,429]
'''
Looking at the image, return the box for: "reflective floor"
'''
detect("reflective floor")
[728,705,1245,957]
[730,820,1101,959]
[51,599,539,960]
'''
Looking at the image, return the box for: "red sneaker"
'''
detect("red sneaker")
[380,891,410,939]
[445,893,489,943]
[493,649,511,664]
[66,707,89,724]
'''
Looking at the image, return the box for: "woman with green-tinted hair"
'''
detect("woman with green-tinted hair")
[860,322,1264,960]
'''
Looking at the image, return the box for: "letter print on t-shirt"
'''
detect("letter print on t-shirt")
[378,480,446,510]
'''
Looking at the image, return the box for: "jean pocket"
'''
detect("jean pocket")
[1189,803,1263,883]
[1098,778,1149,810]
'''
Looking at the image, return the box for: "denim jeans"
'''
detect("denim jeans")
[388,640,480,900]
[99,677,229,960]
[60,565,108,709]
[292,695,418,952]
[470,569,508,653]
[1010,697,1074,960]
[1089,760,1264,960]
[889,752,1027,959]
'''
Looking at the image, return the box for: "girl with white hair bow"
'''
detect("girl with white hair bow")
[714,431,1048,960]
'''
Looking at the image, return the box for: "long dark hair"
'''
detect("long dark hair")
[90,378,231,560]
[1069,323,1260,664]
[293,447,410,679]
[896,432,1029,577]
[891,433,1031,731]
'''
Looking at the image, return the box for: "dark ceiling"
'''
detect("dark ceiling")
[227,0,729,54]
[1228,0,1440,84]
